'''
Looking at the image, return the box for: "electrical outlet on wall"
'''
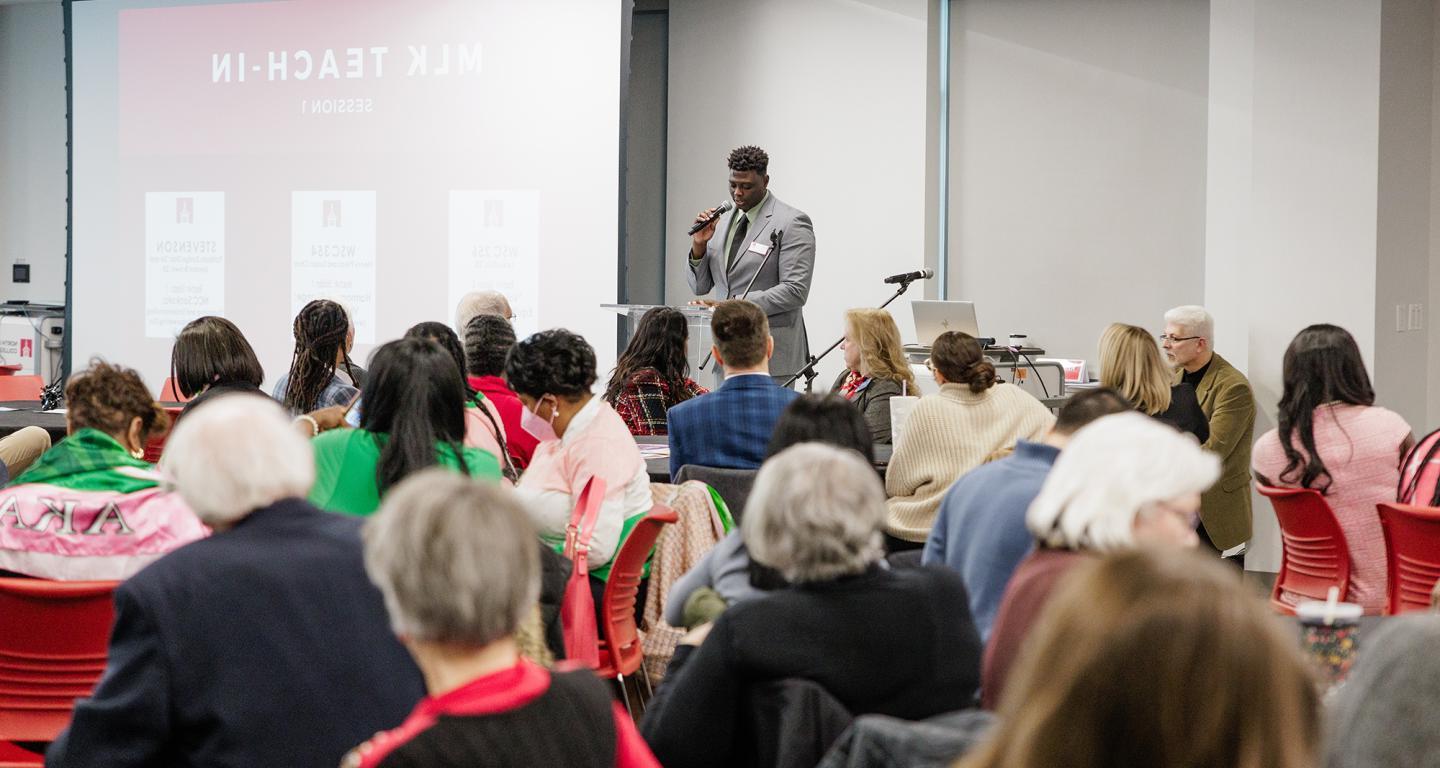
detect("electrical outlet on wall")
[11,262,28,284]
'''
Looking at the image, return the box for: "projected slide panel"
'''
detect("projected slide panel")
[145,191,225,338]
[449,190,540,338]
[292,191,376,344]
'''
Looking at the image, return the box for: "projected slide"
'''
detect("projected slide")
[72,0,621,389]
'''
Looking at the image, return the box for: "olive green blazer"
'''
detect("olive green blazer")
[1174,353,1255,550]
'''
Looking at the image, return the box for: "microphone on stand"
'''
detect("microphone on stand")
[883,268,935,284]
[687,200,735,235]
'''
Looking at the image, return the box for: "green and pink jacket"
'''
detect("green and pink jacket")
[0,428,207,580]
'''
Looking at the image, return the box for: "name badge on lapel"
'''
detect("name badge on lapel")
[747,242,772,257]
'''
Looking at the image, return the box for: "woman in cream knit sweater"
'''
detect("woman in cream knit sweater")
[884,332,1055,550]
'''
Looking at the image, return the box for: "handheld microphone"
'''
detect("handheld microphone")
[687,200,734,235]
[882,268,935,284]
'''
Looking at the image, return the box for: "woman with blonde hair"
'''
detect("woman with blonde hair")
[958,550,1319,768]
[1099,322,1208,442]
[831,308,917,444]
[981,411,1218,708]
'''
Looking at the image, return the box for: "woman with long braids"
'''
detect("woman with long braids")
[1253,324,1413,614]
[272,299,362,415]
[308,337,501,516]
[603,306,707,435]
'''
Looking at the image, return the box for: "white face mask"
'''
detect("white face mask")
[521,396,559,442]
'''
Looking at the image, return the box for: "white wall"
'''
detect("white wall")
[1375,0,1433,434]
[945,0,1210,362]
[664,0,928,388]
[0,2,67,304]
[1207,0,1384,571]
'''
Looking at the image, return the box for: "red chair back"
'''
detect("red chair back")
[1377,502,1440,615]
[1258,486,1352,614]
[141,407,185,464]
[157,378,192,403]
[0,578,117,742]
[596,503,678,679]
[0,377,44,402]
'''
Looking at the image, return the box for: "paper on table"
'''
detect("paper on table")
[637,444,670,459]
[0,407,17,412]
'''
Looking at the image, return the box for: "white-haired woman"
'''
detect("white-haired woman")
[51,395,426,767]
[980,411,1219,709]
[641,443,982,768]
[346,471,659,768]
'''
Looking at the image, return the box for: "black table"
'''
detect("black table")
[637,435,892,482]
[0,401,68,442]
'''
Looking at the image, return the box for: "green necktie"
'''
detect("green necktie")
[726,213,749,273]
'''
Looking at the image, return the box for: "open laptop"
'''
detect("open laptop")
[910,300,981,346]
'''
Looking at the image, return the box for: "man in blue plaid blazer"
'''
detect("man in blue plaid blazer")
[668,300,800,479]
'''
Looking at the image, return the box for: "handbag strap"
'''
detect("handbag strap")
[565,475,607,563]
[468,392,518,481]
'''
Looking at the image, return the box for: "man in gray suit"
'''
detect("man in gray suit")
[687,145,815,384]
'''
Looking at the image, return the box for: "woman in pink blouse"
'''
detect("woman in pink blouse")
[1252,325,1414,614]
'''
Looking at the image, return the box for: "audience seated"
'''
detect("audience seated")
[169,315,265,415]
[604,306,708,436]
[922,387,1131,642]
[982,412,1217,709]
[1326,615,1440,768]
[1162,305,1256,557]
[507,329,652,586]
[1252,323,1412,614]
[404,321,514,478]
[309,337,501,516]
[47,395,425,768]
[667,300,800,477]
[1099,322,1208,443]
[464,314,538,469]
[642,443,982,768]
[0,361,202,580]
[958,551,1318,768]
[453,288,514,333]
[884,331,1053,551]
[346,470,660,768]
[830,308,916,445]
[665,394,874,629]
[274,298,363,414]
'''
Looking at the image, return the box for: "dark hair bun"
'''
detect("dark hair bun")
[965,359,997,392]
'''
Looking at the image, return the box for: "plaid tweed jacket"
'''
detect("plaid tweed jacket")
[609,369,708,437]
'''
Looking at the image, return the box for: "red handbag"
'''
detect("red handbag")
[561,475,606,667]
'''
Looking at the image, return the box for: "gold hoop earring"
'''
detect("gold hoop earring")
[131,448,146,460]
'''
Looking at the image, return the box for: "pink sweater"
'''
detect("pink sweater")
[1252,404,1411,614]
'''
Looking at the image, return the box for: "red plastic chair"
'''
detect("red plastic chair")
[0,578,117,751]
[141,407,185,464]
[1258,486,1353,615]
[596,502,678,716]
[0,378,44,402]
[1377,502,1440,615]
[157,378,192,403]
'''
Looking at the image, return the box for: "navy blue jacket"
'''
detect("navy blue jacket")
[47,498,425,768]
[666,374,800,479]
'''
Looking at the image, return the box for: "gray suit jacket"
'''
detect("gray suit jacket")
[688,193,815,381]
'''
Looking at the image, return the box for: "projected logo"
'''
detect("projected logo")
[483,200,504,228]
[18,339,32,359]
[323,200,342,228]
[176,197,194,225]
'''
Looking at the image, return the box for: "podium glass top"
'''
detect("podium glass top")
[600,303,715,319]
